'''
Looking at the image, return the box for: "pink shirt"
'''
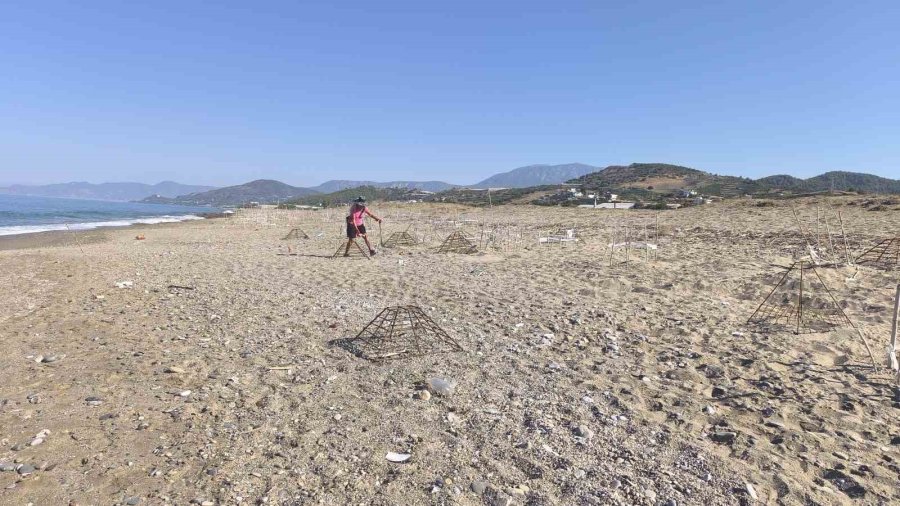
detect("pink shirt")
[349,204,367,226]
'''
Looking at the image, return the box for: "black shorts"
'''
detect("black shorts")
[347,224,367,238]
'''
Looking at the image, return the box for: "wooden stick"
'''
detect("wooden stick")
[624,223,630,265]
[64,223,86,255]
[853,325,879,372]
[890,284,900,372]
[655,213,660,261]
[815,205,821,252]
[790,206,814,260]
[837,210,852,264]
[608,222,617,267]
[823,212,837,264]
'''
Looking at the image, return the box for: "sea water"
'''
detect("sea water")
[0,194,220,236]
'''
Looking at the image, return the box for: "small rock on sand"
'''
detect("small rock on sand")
[470,480,488,495]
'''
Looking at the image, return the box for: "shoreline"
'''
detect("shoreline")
[0,216,220,251]
[0,214,211,238]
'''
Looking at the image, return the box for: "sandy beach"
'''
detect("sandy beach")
[1,198,899,505]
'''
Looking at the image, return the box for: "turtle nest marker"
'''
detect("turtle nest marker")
[282,228,310,240]
[437,230,477,254]
[855,237,900,269]
[333,306,462,361]
[384,230,419,248]
[747,260,853,334]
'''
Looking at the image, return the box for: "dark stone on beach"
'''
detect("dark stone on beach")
[711,386,727,398]
[0,462,15,472]
[823,469,866,499]
[701,365,724,379]
[126,497,141,505]
[890,435,900,445]
[16,464,35,476]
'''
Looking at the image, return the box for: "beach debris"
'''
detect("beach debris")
[164,366,186,374]
[331,306,463,361]
[414,389,431,401]
[135,234,145,240]
[115,280,134,289]
[41,354,63,363]
[385,452,411,463]
[437,231,477,254]
[85,396,104,406]
[30,429,50,446]
[426,377,456,397]
[710,430,737,444]
[745,482,758,500]
[540,228,579,245]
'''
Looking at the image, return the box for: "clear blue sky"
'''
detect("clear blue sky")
[1,1,897,186]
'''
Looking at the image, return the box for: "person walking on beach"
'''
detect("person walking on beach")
[345,196,382,256]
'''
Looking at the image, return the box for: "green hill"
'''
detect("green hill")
[570,163,766,196]
[757,171,900,194]
[288,185,430,207]
[141,179,318,206]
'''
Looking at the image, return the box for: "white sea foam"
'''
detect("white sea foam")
[0,215,205,237]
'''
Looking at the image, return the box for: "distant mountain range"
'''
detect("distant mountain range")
[474,163,600,188]
[311,180,456,193]
[12,164,899,208]
[135,165,592,205]
[0,181,215,202]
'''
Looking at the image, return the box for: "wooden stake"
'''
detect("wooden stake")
[655,213,660,261]
[823,212,837,263]
[837,210,852,264]
[608,222,617,267]
[797,261,804,335]
[815,206,821,252]
[64,223,85,255]
[790,205,815,260]
[890,284,900,372]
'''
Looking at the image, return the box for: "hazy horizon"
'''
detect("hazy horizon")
[1,161,899,189]
[3,2,898,186]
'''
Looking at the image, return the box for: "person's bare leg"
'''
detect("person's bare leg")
[344,239,352,256]
[362,235,376,254]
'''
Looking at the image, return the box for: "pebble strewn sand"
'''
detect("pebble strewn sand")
[1,197,899,506]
